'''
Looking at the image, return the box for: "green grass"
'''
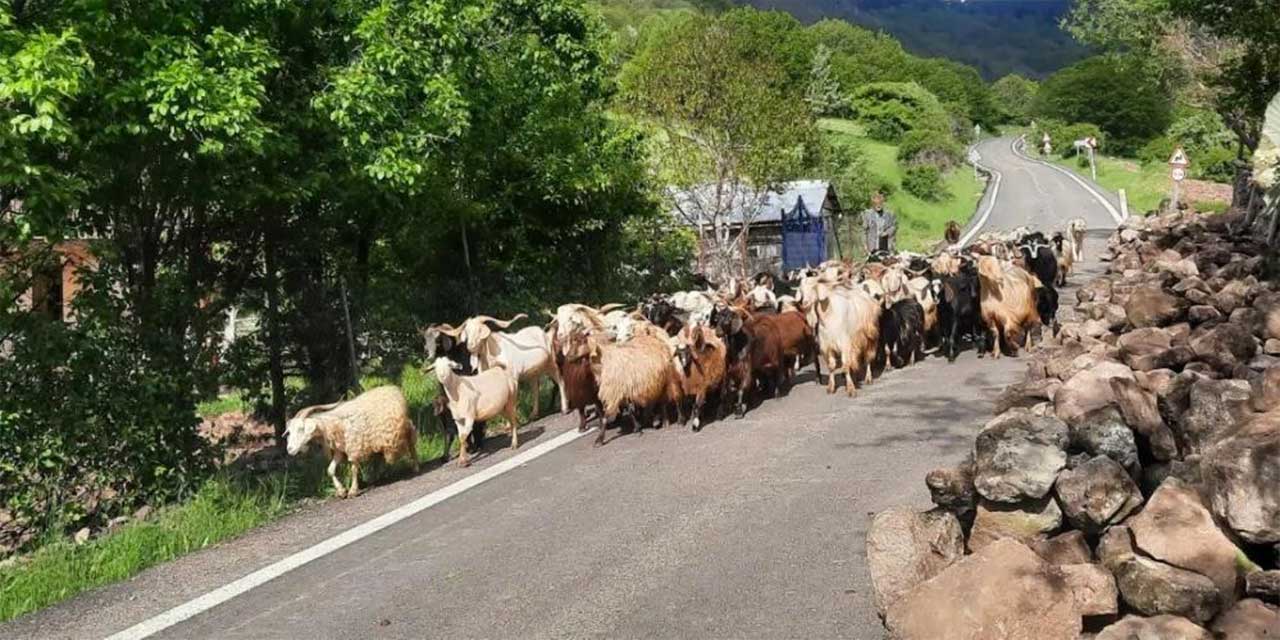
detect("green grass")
[819,118,986,254]
[1048,152,1170,215]
[196,391,250,418]
[0,365,454,623]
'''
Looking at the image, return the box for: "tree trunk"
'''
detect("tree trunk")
[263,226,288,444]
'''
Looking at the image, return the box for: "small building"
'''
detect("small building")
[671,180,842,278]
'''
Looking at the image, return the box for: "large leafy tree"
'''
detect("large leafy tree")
[991,74,1039,125]
[620,13,814,278]
[1034,55,1173,153]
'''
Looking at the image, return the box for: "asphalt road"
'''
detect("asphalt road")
[2,137,1120,640]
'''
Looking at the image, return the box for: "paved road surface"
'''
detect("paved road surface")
[2,137,1120,640]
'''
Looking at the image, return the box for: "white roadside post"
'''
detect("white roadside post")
[1087,136,1098,181]
[968,148,981,181]
[1169,146,1190,212]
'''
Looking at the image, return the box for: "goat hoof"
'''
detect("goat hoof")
[333,488,347,499]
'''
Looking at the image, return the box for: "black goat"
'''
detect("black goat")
[1037,285,1061,338]
[1019,241,1058,290]
[642,295,683,336]
[938,266,983,362]
[879,298,926,368]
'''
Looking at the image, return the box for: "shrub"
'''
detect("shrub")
[902,164,947,201]
[897,128,963,170]
[848,81,951,144]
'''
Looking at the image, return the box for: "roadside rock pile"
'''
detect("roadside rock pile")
[868,208,1280,639]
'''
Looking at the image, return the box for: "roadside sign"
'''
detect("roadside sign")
[1172,167,1186,182]
[1169,147,1189,167]
[1169,147,1189,211]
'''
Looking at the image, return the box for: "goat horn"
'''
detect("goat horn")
[474,313,527,329]
[597,303,626,314]
[294,400,345,420]
[435,323,464,337]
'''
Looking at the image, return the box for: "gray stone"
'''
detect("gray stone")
[1246,570,1280,603]
[866,507,966,618]
[993,379,1061,415]
[1180,378,1252,456]
[1055,456,1144,534]
[1118,328,1173,371]
[1187,305,1222,325]
[973,411,1069,503]
[1113,553,1221,623]
[1055,362,1137,426]
[1204,413,1280,545]
[1126,286,1186,329]
[1189,321,1258,372]
[1111,377,1178,461]
[1069,406,1139,472]
[1062,562,1119,617]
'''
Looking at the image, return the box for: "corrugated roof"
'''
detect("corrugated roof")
[670,180,835,226]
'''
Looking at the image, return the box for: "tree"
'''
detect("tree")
[805,44,842,117]
[1034,56,1173,153]
[847,82,950,144]
[620,13,815,278]
[991,75,1039,124]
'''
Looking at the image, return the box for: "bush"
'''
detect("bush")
[1195,145,1238,183]
[902,164,947,201]
[1033,55,1172,154]
[897,128,963,170]
[0,269,213,555]
[848,81,951,144]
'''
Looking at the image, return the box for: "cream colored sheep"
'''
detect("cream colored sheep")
[590,332,679,446]
[286,386,419,498]
[433,357,519,467]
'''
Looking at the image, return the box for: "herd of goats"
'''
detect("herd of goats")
[283,218,1089,498]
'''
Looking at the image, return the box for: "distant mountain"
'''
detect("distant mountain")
[739,0,1090,80]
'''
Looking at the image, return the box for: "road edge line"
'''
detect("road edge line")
[105,427,592,640]
[954,141,1003,248]
[1011,137,1126,225]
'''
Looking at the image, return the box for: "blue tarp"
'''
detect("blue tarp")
[781,195,826,271]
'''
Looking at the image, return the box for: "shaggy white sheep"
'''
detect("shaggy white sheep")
[286,385,419,498]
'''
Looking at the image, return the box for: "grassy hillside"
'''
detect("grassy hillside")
[820,119,985,253]
[1048,153,1230,216]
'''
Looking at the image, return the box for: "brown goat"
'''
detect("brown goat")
[944,220,961,245]
[751,309,814,386]
[673,324,727,431]
[555,330,603,433]
[977,256,1042,359]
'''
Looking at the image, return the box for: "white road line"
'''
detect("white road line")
[953,143,1003,249]
[1010,138,1125,225]
[105,427,592,640]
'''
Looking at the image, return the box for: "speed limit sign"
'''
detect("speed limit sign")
[1172,167,1186,182]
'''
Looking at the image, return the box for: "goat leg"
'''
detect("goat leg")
[577,408,588,433]
[691,392,705,432]
[458,420,472,467]
[347,461,360,498]
[328,456,346,498]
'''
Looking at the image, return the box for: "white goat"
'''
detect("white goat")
[440,313,564,417]
[432,358,519,467]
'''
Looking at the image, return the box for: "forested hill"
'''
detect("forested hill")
[736,0,1089,80]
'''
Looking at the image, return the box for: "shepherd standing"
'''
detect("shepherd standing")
[863,193,898,255]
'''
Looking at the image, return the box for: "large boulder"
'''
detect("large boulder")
[1118,328,1173,371]
[1111,377,1178,461]
[1128,478,1244,606]
[1126,286,1186,329]
[1209,598,1280,639]
[1031,530,1093,566]
[1045,341,1088,381]
[1251,366,1280,413]
[1062,562,1119,617]
[1186,304,1222,325]
[866,508,965,618]
[1095,615,1212,640]
[1203,412,1280,545]
[1189,321,1258,372]
[1112,552,1222,623]
[1180,378,1253,456]
[1054,362,1137,425]
[968,496,1062,552]
[1054,456,1143,534]
[925,461,976,517]
[973,411,1069,503]
[1068,406,1139,472]
[1211,279,1250,315]
[884,539,1081,640]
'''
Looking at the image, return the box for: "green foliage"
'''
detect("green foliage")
[804,44,842,117]
[847,82,950,144]
[991,75,1039,124]
[1034,56,1173,153]
[907,57,996,127]
[1036,119,1104,157]
[897,128,963,170]
[902,164,947,202]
